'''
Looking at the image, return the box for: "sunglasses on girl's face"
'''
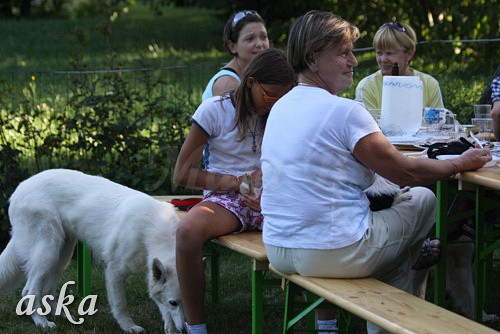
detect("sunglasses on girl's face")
[379,22,406,33]
[255,81,279,103]
[232,10,260,28]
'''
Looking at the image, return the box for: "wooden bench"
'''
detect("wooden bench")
[269,264,498,334]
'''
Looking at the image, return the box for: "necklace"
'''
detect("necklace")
[249,117,260,154]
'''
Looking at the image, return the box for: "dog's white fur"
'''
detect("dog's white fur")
[446,235,499,322]
[363,173,412,205]
[0,169,185,333]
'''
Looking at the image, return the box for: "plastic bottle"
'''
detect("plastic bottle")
[391,62,399,76]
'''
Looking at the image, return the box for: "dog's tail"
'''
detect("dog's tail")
[0,241,23,295]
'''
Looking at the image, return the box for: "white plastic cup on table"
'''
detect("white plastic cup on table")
[474,104,492,118]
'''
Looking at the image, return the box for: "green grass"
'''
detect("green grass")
[0,4,228,72]
[0,247,367,334]
[1,248,498,333]
[0,248,288,334]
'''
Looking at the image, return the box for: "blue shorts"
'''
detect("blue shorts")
[203,192,263,232]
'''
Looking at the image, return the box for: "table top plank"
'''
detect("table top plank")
[458,167,500,190]
[402,149,500,190]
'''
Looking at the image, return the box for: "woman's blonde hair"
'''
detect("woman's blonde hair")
[373,22,417,52]
[287,10,360,74]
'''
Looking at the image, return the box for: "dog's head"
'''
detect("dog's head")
[148,258,185,334]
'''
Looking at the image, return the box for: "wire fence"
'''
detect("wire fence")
[0,38,498,108]
[0,63,222,107]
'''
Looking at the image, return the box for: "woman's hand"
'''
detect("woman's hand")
[250,168,263,190]
[238,168,263,212]
[242,194,262,212]
[456,147,492,171]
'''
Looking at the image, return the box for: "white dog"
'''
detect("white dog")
[0,169,185,333]
[446,233,499,322]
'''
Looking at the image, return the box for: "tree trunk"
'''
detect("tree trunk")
[20,0,31,18]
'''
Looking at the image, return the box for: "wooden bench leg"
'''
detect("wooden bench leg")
[283,279,323,333]
[77,241,91,297]
[434,179,449,309]
[282,279,352,334]
[208,243,220,304]
[252,260,267,334]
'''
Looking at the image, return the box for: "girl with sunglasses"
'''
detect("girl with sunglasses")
[355,21,444,111]
[174,48,296,334]
[201,10,269,101]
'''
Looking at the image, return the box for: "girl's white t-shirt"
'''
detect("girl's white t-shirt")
[192,95,261,177]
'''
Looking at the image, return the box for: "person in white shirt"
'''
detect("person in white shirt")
[261,11,491,334]
[174,48,296,334]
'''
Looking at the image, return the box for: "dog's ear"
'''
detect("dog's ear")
[152,258,166,283]
[152,258,174,283]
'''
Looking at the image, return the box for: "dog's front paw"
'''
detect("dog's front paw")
[122,324,145,333]
[400,186,411,194]
[393,187,412,205]
[32,313,57,329]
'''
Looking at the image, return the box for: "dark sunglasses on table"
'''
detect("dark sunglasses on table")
[255,81,279,103]
[232,10,261,28]
[379,22,406,33]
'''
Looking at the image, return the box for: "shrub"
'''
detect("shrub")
[0,66,202,250]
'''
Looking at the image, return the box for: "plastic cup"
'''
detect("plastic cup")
[474,104,492,118]
[471,117,493,141]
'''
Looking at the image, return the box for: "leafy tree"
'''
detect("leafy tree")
[0,0,135,18]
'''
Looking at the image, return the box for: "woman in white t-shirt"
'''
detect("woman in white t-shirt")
[174,48,296,334]
[261,11,491,334]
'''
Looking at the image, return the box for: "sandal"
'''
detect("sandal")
[412,237,441,270]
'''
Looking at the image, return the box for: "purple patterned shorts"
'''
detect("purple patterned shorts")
[203,192,263,232]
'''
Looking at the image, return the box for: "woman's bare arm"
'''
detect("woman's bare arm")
[353,132,491,186]
[173,124,241,191]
